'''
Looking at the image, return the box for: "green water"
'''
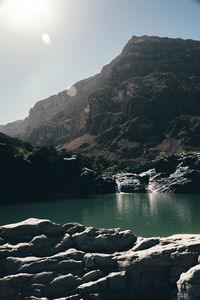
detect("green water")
[1,193,200,237]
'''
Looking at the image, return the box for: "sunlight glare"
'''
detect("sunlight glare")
[0,0,50,30]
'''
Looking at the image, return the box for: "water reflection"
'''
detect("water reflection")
[115,193,200,236]
[148,193,192,224]
[0,193,200,237]
[116,193,132,213]
[116,193,151,217]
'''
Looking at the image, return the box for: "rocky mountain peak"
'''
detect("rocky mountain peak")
[1,35,200,162]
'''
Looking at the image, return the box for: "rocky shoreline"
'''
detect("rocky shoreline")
[1,218,200,299]
[0,136,200,203]
[79,152,200,196]
[114,152,200,194]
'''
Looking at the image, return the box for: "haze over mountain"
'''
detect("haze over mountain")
[1,35,200,162]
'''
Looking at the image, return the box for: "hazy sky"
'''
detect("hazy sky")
[0,0,200,124]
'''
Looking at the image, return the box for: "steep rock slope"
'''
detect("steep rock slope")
[1,36,200,162]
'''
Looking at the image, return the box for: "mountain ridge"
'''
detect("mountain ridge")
[1,35,200,162]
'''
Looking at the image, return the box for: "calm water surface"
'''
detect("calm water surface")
[1,193,200,237]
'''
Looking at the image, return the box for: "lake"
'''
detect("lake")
[1,193,200,237]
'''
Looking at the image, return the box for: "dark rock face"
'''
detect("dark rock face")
[0,133,117,202]
[115,172,146,193]
[1,36,200,162]
[80,168,117,194]
[177,264,200,300]
[1,218,200,300]
[147,153,200,193]
[115,153,200,193]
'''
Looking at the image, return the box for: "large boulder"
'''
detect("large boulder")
[71,227,137,252]
[0,218,65,243]
[177,264,200,300]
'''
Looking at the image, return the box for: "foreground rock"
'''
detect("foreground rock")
[115,152,200,193]
[1,219,200,299]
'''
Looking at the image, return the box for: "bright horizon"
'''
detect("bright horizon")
[0,0,200,124]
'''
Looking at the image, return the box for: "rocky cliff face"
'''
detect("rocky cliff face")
[1,36,200,162]
[1,218,200,300]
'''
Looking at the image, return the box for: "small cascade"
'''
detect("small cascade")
[115,177,122,193]
[115,172,146,193]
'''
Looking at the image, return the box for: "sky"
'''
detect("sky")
[0,0,200,124]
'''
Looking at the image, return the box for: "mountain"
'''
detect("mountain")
[1,35,200,162]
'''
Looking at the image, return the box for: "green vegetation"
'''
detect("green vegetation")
[78,155,123,175]
[0,132,119,174]
[0,133,33,160]
[0,132,118,202]
[0,133,83,202]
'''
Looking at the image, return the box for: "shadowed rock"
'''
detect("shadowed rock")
[1,219,200,299]
[177,264,200,299]
[115,152,200,193]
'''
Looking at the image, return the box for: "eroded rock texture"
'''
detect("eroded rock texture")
[115,152,200,193]
[1,218,200,300]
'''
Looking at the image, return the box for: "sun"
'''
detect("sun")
[0,0,50,30]
[7,0,44,20]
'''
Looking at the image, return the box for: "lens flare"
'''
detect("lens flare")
[42,33,51,44]
[67,86,77,97]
